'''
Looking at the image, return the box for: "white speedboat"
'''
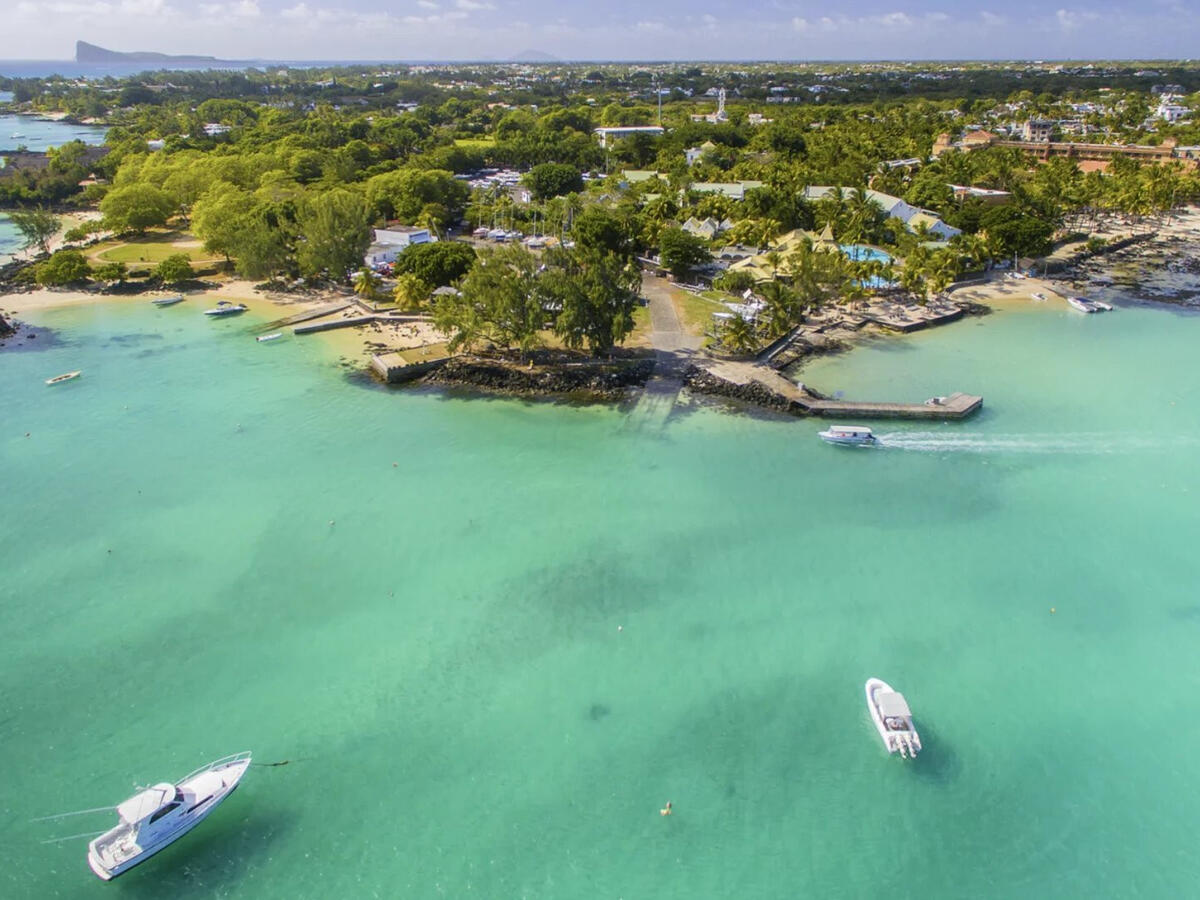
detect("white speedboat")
[865,678,921,758]
[1090,299,1113,311]
[152,295,185,307]
[256,332,282,342]
[87,752,251,881]
[204,301,248,317]
[819,425,877,446]
[1067,296,1098,313]
[45,370,82,385]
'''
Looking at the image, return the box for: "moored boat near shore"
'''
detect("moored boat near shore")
[1067,296,1098,313]
[152,295,185,307]
[86,752,251,881]
[45,370,81,385]
[865,678,921,758]
[204,302,248,317]
[256,332,283,343]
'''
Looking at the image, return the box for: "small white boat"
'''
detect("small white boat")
[86,752,251,881]
[1090,299,1113,311]
[1031,292,1046,301]
[45,370,82,385]
[203,301,248,317]
[11,132,26,139]
[819,425,877,446]
[1067,296,1097,313]
[865,678,921,758]
[256,332,282,343]
[152,295,185,307]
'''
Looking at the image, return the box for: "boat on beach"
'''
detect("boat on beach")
[152,295,185,307]
[256,332,282,343]
[819,425,878,446]
[204,301,248,317]
[86,752,251,881]
[1067,296,1098,313]
[1031,292,1046,301]
[865,678,921,758]
[45,371,82,385]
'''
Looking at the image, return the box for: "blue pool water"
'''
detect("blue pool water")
[840,244,894,289]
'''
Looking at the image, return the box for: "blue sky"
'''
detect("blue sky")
[4,1,1200,62]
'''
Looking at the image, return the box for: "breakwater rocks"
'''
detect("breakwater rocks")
[419,356,656,401]
[0,313,14,338]
[682,365,794,412]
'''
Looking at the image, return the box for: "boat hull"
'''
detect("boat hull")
[819,432,877,446]
[865,678,921,757]
[87,754,250,881]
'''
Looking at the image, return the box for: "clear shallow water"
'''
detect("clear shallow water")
[0,113,108,153]
[2,297,1200,897]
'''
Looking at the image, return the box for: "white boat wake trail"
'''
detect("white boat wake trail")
[875,432,1195,455]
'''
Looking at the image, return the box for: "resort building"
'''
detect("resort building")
[681,217,733,240]
[1156,97,1190,123]
[1022,119,1055,142]
[685,141,717,165]
[802,186,961,241]
[594,125,665,149]
[688,180,764,200]
[949,185,1012,206]
[365,226,434,267]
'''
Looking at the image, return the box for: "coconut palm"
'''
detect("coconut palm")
[354,266,382,302]
[721,314,759,355]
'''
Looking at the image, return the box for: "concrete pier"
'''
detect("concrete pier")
[696,360,982,420]
[370,352,452,384]
[294,314,430,335]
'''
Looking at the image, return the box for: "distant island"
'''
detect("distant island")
[75,40,230,65]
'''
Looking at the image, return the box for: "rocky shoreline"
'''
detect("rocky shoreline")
[416,355,656,402]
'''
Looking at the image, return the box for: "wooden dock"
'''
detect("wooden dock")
[698,360,982,420]
[294,313,431,335]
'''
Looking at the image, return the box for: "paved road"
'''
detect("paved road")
[642,275,702,377]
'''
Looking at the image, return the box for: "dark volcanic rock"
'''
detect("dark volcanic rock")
[422,356,654,401]
[681,365,794,412]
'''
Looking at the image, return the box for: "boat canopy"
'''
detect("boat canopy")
[876,692,912,719]
[831,426,872,434]
[116,784,175,824]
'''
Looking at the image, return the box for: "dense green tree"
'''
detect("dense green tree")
[434,244,544,354]
[295,189,371,281]
[392,272,430,310]
[7,207,60,256]
[720,314,759,354]
[36,249,90,285]
[571,207,637,258]
[392,241,476,287]
[154,254,194,284]
[99,183,175,233]
[364,168,469,227]
[353,267,383,301]
[542,245,642,354]
[93,261,129,283]
[524,162,584,201]
[658,226,711,279]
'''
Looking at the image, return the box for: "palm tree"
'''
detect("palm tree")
[757,279,800,338]
[354,267,382,303]
[721,314,759,355]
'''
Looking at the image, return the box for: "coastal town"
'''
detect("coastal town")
[3,58,1200,413]
[8,31,1200,900]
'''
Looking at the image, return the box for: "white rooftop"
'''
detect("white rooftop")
[116,783,174,824]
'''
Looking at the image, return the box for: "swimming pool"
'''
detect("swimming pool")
[839,244,892,264]
[839,244,894,288]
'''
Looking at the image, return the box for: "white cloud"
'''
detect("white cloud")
[1055,8,1099,30]
[454,0,493,9]
[417,0,438,8]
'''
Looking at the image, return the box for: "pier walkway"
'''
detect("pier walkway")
[700,359,982,420]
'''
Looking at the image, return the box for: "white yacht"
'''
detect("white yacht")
[865,678,921,758]
[204,301,248,317]
[86,752,251,881]
[818,425,877,446]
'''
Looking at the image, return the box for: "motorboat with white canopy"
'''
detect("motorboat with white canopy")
[865,678,921,758]
[86,752,251,880]
[819,425,877,446]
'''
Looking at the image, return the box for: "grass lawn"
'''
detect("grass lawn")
[672,290,727,337]
[90,228,217,265]
[453,138,496,149]
[625,303,653,348]
[397,342,451,363]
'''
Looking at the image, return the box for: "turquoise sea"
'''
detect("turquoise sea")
[0,114,108,153]
[2,294,1200,898]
